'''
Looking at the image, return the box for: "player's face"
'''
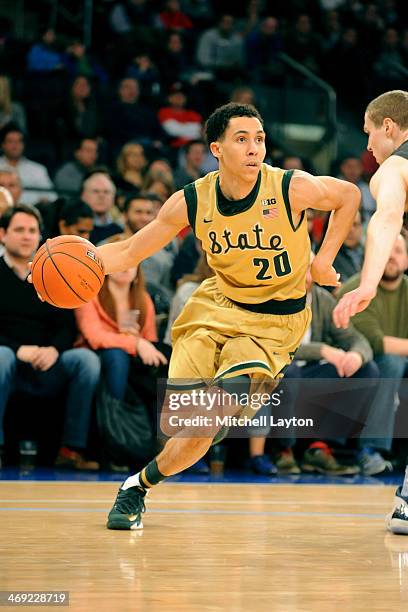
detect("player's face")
[364,114,395,164]
[126,199,155,233]
[1,212,40,259]
[214,116,266,181]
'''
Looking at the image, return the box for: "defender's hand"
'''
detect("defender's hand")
[27,262,44,301]
[333,286,376,329]
[311,257,340,288]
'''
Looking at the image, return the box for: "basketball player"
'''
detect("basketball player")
[97,103,360,530]
[333,90,408,535]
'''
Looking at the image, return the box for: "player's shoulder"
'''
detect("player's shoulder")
[370,154,408,191]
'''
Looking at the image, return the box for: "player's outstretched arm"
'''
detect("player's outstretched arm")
[333,156,407,328]
[97,190,189,274]
[290,172,361,286]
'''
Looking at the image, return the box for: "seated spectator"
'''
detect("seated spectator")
[197,14,245,76]
[0,205,101,469]
[58,200,94,240]
[332,211,364,285]
[174,140,205,189]
[0,75,27,133]
[26,28,62,72]
[230,86,256,105]
[143,175,174,203]
[285,14,323,75]
[125,53,161,101]
[81,172,123,244]
[337,234,408,472]
[157,0,193,31]
[115,142,148,192]
[337,155,376,223]
[0,123,56,204]
[62,39,108,85]
[109,0,155,35]
[244,16,283,82]
[145,158,174,184]
[75,264,168,410]
[102,192,177,298]
[0,169,21,204]
[0,185,12,216]
[171,232,201,286]
[158,82,202,153]
[158,31,191,88]
[62,75,100,143]
[104,77,163,152]
[54,137,98,195]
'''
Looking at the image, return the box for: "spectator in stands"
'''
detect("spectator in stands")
[0,169,22,204]
[337,155,376,223]
[143,174,175,203]
[115,142,148,192]
[62,39,108,85]
[281,156,305,171]
[54,137,98,195]
[0,185,12,216]
[158,32,190,88]
[26,28,62,72]
[104,77,163,152]
[338,234,408,473]
[76,263,166,401]
[244,16,283,81]
[285,14,323,74]
[373,28,407,91]
[125,52,161,101]
[0,124,56,204]
[158,82,202,152]
[81,172,123,244]
[157,0,193,31]
[58,200,94,241]
[174,140,205,189]
[275,256,382,476]
[332,211,364,285]
[197,14,245,76]
[63,76,100,142]
[146,159,174,185]
[0,205,101,470]
[109,0,155,35]
[0,75,27,133]
[102,192,177,297]
[171,232,201,287]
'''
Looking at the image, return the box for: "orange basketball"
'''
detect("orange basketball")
[31,235,105,308]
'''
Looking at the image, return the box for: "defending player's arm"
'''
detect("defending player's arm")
[290,172,361,286]
[333,156,407,328]
[97,190,190,274]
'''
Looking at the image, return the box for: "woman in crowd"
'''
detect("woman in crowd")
[115,142,148,192]
[75,264,168,404]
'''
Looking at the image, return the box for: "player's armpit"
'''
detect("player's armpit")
[289,171,361,214]
[97,190,189,275]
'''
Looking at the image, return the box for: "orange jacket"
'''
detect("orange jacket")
[75,292,157,356]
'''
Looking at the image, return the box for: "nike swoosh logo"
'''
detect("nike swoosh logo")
[203,218,213,223]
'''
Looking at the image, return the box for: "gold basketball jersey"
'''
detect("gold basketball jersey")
[184,163,310,308]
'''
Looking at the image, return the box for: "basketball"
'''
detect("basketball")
[31,235,105,309]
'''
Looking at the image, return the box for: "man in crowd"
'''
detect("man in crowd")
[0,204,101,469]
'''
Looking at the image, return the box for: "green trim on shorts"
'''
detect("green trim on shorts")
[214,360,272,382]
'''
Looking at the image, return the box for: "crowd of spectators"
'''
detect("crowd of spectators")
[0,0,407,474]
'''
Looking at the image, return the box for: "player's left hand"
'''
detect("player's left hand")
[310,257,340,287]
[27,261,44,301]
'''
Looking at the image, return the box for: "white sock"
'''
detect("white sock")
[402,465,408,498]
[121,473,143,490]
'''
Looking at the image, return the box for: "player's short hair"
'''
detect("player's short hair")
[59,200,93,225]
[0,203,43,232]
[205,103,264,145]
[366,90,408,129]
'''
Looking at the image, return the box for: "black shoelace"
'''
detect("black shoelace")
[115,487,146,515]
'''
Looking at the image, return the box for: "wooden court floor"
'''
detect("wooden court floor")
[1,481,408,612]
